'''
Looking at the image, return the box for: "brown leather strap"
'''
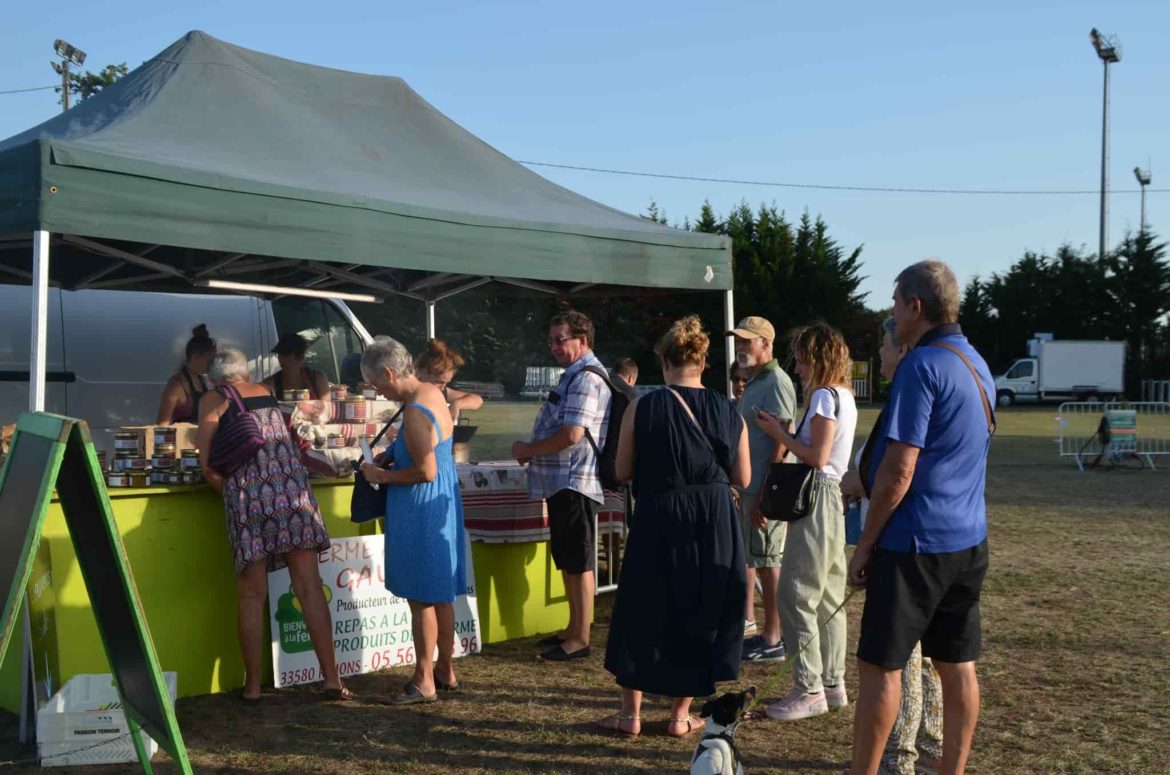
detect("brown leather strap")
[929,342,996,435]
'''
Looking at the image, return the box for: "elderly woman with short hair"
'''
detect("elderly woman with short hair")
[196,347,350,703]
[359,336,467,704]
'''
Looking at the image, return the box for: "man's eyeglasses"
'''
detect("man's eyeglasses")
[547,335,579,347]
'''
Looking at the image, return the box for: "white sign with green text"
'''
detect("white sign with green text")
[268,533,479,687]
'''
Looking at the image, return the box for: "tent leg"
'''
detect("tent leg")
[425,300,436,340]
[723,288,735,398]
[19,231,51,745]
[30,230,50,412]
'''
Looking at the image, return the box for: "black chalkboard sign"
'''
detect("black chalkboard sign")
[0,412,191,773]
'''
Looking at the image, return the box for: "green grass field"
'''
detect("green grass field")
[4,403,1167,773]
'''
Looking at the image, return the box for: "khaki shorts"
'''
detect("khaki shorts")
[740,491,786,569]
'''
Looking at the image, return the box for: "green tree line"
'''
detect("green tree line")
[959,230,1170,388]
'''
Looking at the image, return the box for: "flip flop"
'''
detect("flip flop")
[323,685,355,702]
[382,681,437,705]
[597,712,640,738]
[667,715,701,738]
[436,679,462,694]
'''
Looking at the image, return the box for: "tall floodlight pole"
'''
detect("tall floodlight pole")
[1090,28,1121,260]
[1133,165,1151,233]
[51,39,87,112]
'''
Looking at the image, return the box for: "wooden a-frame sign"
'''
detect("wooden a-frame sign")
[0,412,191,773]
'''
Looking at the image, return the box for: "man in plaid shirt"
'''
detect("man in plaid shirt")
[512,310,611,661]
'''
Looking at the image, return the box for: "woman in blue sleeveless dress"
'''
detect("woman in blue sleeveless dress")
[601,316,750,738]
[359,336,467,705]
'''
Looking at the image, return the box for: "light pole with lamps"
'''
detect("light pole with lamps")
[1133,165,1151,234]
[1090,28,1121,260]
[50,39,87,112]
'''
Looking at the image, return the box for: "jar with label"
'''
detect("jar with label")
[113,432,141,453]
[154,427,176,448]
[126,456,149,472]
[128,471,150,488]
[113,451,135,472]
[360,384,379,400]
[292,388,311,401]
[168,470,184,485]
[107,471,130,488]
[330,385,348,401]
[150,469,168,485]
[327,433,346,449]
[180,449,200,470]
[152,443,177,469]
[344,396,368,422]
[281,389,297,401]
[182,470,203,485]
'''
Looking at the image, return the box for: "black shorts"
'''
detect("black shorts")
[546,489,597,574]
[857,538,989,669]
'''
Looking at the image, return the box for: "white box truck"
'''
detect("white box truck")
[994,336,1125,406]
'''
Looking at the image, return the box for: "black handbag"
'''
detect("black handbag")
[349,406,404,524]
[759,388,839,522]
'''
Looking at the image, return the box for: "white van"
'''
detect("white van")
[0,287,373,450]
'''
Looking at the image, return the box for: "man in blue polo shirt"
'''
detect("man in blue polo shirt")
[849,260,994,775]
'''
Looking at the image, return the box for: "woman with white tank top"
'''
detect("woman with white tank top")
[754,323,858,722]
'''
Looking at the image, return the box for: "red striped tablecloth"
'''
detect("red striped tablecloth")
[458,461,626,543]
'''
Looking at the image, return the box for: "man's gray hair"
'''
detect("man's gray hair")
[881,316,903,348]
[895,260,960,324]
[361,335,414,381]
[208,347,250,385]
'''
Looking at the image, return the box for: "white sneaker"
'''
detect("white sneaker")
[824,683,848,709]
[743,619,758,635]
[765,686,828,721]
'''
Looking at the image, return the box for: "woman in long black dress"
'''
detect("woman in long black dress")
[600,315,750,738]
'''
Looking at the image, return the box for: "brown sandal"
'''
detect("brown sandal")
[597,711,640,738]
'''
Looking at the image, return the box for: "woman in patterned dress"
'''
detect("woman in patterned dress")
[197,348,351,703]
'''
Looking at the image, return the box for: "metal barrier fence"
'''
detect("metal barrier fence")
[1055,401,1170,470]
[1142,380,1170,403]
[594,491,629,595]
[520,366,565,398]
[852,360,873,402]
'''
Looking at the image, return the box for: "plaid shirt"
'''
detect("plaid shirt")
[527,352,611,504]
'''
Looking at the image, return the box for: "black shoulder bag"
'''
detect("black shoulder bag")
[349,405,405,524]
[759,387,839,522]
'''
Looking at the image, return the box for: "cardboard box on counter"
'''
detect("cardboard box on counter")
[119,424,199,458]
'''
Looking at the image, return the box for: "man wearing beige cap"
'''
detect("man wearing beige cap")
[728,316,797,662]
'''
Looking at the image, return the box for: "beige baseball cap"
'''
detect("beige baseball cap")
[726,316,775,342]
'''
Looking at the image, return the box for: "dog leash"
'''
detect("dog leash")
[742,586,861,716]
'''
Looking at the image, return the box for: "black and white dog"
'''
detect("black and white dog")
[690,686,755,775]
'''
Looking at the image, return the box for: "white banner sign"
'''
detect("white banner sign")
[268,533,480,687]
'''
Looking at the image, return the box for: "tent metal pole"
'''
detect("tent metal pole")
[433,276,492,303]
[425,300,436,340]
[723,288,735,399]
[30,230,50,412]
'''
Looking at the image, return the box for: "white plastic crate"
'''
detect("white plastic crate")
[37,672,178,767]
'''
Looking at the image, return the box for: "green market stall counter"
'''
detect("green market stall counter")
[1,478,571,710]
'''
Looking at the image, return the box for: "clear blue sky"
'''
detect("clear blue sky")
[2,1,1166,308]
